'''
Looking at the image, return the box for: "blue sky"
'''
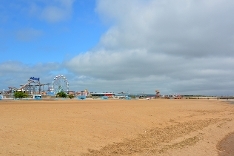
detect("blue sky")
[0,0,106,63]
[1,0,234,95]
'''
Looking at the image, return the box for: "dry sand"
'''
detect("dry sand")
[0,99,234,156]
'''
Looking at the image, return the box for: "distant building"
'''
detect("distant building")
[90,92,115,97]
[68,91,75,95]
[76,89,89,96]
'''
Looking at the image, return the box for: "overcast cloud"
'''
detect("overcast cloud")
[65,0,234,95]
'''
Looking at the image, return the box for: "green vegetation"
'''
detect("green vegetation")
[14,91,28,99]
[68,94,75,99]
[56,91,67,98]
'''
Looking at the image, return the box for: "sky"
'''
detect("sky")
[0,0,234,95]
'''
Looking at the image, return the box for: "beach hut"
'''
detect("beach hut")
[33,94,42,100]
[125,96,131,100]
[102,96,108,100]
[77,95,86,100]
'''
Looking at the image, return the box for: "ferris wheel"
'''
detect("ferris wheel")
[52,75,69,94]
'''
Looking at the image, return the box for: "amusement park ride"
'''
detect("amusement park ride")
[155,90,160,98]
[52,75,69,94]
[4,75,69,97]
[7,77,49,95]
[1,75,163,100]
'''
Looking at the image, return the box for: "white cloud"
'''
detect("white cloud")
[40,6,69,23]
[28,0,75,23]
[65,0,234,95]
[16,28,43,41]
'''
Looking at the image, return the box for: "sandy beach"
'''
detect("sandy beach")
[0,99,234,156]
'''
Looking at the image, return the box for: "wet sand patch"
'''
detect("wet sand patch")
[217,132,234,156]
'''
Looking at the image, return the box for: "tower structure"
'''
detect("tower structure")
[155,90,160,98]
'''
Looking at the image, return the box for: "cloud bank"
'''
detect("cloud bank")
[65,0,234,95]
[0,61,61,90]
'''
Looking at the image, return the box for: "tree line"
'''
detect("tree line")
[13,91,74,99]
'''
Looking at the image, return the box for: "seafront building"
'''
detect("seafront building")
[89,92,115,98]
